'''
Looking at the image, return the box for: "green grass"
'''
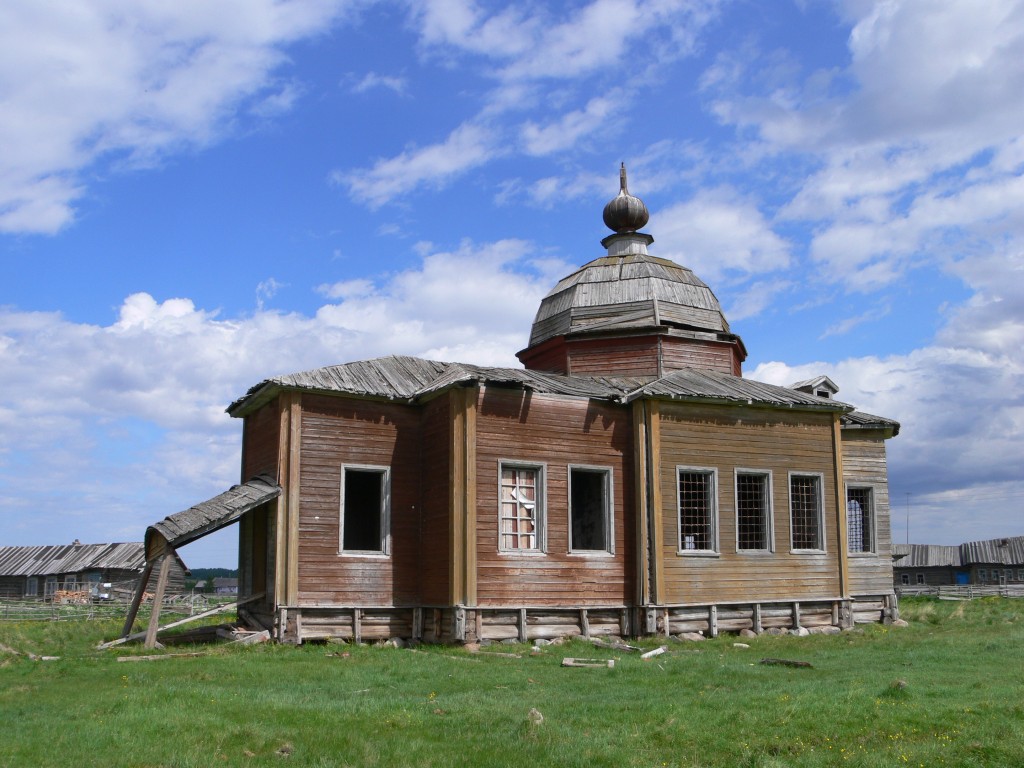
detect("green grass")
[1,597,1022,767]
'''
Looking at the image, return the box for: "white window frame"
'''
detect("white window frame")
[845,485,877,554]
[789,472,826,553]
[568,464,614,555]
[676,466,719,556]
[735,469,774,553]
[338,463,391,557]
[498,461,546,554]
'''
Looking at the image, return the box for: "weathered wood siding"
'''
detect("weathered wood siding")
[295,395,423,606]
[843,432,895,596]
[419,394,451,605]
[659,338,741,376]
[473,387,634,607]
[657,403,842,604]
[242,399,281,481]
[564,336,662,377]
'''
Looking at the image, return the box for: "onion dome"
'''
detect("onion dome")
[602,163,649,233]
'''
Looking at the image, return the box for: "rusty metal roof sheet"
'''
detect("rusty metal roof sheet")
[146,474,281,552]
[0,542,146,577]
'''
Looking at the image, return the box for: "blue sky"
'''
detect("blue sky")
[2,0,1022,567]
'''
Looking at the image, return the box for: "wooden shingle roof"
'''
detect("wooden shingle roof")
[227,355,853,417]
[0,542,146,577]
[146,474,281,554]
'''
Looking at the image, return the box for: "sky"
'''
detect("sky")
[2,0,1022,568]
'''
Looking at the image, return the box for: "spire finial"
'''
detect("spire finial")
[602,163,649,234]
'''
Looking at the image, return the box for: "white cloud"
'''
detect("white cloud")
[520,94,623,156]
[338,122,500,207]
[0,239,553,560]
[350,72,408,95]
[651,188,792,283]
[0,0,349,234]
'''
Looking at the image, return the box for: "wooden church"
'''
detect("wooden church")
[143,168,900,644]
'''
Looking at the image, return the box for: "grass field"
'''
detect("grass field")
[1,597,1022,767]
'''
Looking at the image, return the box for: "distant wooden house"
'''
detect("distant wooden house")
[894,536,1024,587]
[0,542,188,600]
[213,577,238,595]
[139,169,900,644]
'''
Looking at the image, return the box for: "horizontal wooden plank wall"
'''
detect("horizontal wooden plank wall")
[563,335,662,377]
[657,403,843,604]
[843,431,896,599]
[242,399,281,481]
[295,394,423,607]
[659,337,741,376]
[473,387,635,607]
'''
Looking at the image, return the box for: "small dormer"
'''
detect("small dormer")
[790,375,839,400]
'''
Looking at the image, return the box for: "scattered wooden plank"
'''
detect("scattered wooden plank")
[561,657,615,669]
[590,637,640,652]
[760,657,813,668]
[97,593,265,649]
[117,652,209,663]
[641,646,667,660]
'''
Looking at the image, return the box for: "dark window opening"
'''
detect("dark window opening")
[343,469,385,552]
[571,469,608,551]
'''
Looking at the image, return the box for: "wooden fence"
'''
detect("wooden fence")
[897,584,1024,600]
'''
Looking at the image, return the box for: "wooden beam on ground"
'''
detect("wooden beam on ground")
[97,593,265,649]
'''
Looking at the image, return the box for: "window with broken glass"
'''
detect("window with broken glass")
[500,463,545,552]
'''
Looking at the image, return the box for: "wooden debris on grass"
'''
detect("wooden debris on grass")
[590,637,641,652]
[0,642,59,662]
[760,657,813,668]
[117,652,210,663]
[640,646,667,660]
[561,657,615,669]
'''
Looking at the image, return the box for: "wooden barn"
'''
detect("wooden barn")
[0,541,187,600]
[894,536,1024,588]
[141,169,900,644]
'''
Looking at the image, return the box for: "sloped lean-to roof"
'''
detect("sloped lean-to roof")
[960,535,1024,566]
[0,542,146,577]
[891,544,962,568]
[146,474,281,556]
[227,355,852,418]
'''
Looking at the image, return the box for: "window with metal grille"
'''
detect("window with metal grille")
[847,487,874,553]
[790,474,823,550]
[500,464,544,552]
[570,466,612,553]
[678,469,717,552]
[736,471,771,550]
[340,465,390,554]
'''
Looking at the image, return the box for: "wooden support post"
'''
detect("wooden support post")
[831,601,840,627]
[294,609,303,644]
[792,602,801,630]
[144,555,172,649]
[580,608,590,639]
[454,607,466,642]
[709,605,719,638]
[433,608,442,641]
[753,603,763,634]
[412,608,423,641]
[518,608,528,642]
[121,560,154,638]
[664,608,671,637]
[353,608,362,644]
[620,608,630,638]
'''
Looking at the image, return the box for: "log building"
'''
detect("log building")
[143,168,900,643]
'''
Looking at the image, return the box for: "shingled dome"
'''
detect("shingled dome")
[527,253,732,347]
